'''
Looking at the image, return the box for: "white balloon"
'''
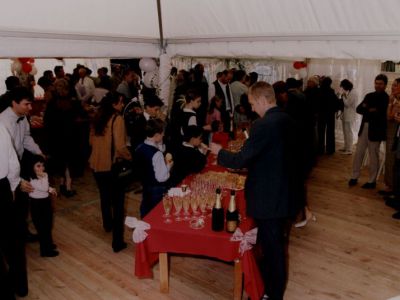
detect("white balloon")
[143,70,159,88]
[139,58,157,72]
[11,60,22,74]
[298,68,307,78]
[30,65,38,76]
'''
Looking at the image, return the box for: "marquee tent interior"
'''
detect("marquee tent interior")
[1,0,400,137]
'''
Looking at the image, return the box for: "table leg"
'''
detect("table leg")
[233,259,243,300]
[159,253,169,293]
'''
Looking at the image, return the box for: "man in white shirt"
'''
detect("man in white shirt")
[0,122,32,298]
[75,67,95,103]
[0,87,43,246]
[208,70,234,132]
[0,87,43,160]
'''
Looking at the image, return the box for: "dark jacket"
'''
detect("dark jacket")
[357,91,389,141]
[217,106,301,219]
[171,143,207,186]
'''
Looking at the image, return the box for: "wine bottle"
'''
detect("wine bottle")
[212,188,224,232]
[226,190,239,233]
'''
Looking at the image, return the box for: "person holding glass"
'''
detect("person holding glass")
[338,79,357,155]
[135,119,173,218]
[89,92,132,253]
[211,81,301,300]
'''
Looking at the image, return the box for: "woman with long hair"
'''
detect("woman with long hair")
[89,92,132,252]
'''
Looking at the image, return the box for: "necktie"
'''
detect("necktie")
[17,116,25,123]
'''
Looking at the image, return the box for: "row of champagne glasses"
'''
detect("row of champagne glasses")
[162,191,217,224]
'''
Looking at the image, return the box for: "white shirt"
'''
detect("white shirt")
[0,123,21,191]
[144,139,170,182]
[29,173,50,199]
[0,107,42,159]
[230,81,248,107]
[183,108,197,126]
[208,80,233,111]
[143,111,151,121]
[75,76,95,103]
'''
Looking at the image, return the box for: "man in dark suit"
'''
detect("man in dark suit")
[349,74,389,189]
[211,81,301,300]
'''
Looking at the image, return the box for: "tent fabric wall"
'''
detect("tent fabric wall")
[1,0,400,59]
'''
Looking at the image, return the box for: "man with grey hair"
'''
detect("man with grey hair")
[211,81,301,300]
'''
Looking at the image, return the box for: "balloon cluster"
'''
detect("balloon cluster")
[139,58,159,88]
[11,58,38,76]
[293,61,307,70]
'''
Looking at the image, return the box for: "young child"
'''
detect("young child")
[135,119,173,218]
[28,155,59,257]
[171,125,209,185]
[210,120,230,149]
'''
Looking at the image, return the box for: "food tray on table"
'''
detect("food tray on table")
[197,171,245,190]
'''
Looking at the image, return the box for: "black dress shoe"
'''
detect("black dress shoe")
[348,179,358,186]
[15,287,28,297]
[378,190,393,196]
[386,198,400,210]
[392,211,400,219]
[361,182,376,189]
[112,242,127,253]
[40,249,59,257]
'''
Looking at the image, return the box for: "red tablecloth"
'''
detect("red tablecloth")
[134,161,264,300]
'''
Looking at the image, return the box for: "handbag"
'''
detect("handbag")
[110,115,133,180]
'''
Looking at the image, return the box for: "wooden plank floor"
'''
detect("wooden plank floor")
[22,148,400,300]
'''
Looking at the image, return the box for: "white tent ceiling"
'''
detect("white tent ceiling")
[1,0,400,60]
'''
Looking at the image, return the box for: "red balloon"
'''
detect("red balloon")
[19,57,30,64]
[293,61,302,70]
[22,63,32,73]
[28,58,35,63]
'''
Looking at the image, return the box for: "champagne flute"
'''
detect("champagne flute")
[199,196,207,216]
[173,196,183,221]
[191,195,200,216]
[162,195,172,224]
[182,195,191,221]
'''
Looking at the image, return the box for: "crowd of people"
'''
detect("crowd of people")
[0,60,398,299]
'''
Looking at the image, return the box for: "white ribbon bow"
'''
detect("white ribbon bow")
[125,216,151,243]
[230,227,258,256]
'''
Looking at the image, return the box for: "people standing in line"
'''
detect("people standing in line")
[338,79,357,155]
[211,81,301,300]
[27,155,59,257]
[317,77,340,155]
[135,119,173,218]
[380,78,400,196]
[89,92,132,252]
[0,122,32,299]
[349,74,389,189]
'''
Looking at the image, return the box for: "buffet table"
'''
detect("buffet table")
[134,162,264,300]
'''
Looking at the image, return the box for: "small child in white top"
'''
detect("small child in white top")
[28,155,59,257]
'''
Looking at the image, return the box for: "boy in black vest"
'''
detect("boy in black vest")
[135,119,173,217]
